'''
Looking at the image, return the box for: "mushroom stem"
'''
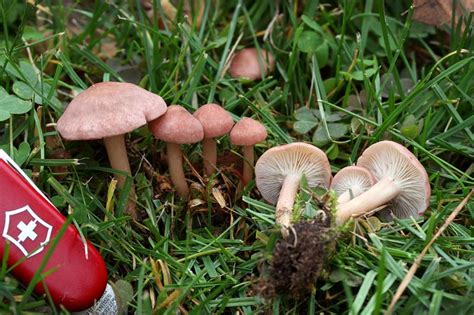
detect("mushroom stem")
[337,186,365,204]
[103,135,132,186]
[275,174,301,231]
[336,177,400,225]
[202,137,216,176]
[167,142,189,198]
[242,145,254,185]
[103,134,137,218]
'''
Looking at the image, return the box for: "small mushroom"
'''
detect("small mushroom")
[57,82,167,218]
[255,142,332,233]
[230,117,267,185]
[193,103,234,176]
[337,141,431,224]
[149,105,203,198]
[228,48,275,81]
[331,166,375,204]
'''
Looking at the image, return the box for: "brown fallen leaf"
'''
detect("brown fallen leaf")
[413,0,474,29]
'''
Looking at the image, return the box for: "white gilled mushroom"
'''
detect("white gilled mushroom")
[337,141,431,224]
[331,166,375,204]
[193,103,234,176]
[230,117,267,185]
[57,82,167,218]
[149,105,204,198]
[255,143,332,233]
[228,48,275,81]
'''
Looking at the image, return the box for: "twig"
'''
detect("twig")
[385,189,473,314]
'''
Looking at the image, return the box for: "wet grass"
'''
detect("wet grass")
[0,0,472,313]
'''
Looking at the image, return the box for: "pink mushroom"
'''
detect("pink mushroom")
[57,82,167,218]
[255,142,332,233]
[228,48,275,81]
[149,105,203,198]
[331,166,375,204]
[193,103,234,176]
[230,117,268,185]
[337,141,431,224]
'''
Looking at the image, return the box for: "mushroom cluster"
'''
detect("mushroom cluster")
[255,140,431,297]
[56,44,275,215]
[255,140,431,229]
[57,83,269,217]
[336,141,431,224]
[55,78,431,303]
[56,78,429,230]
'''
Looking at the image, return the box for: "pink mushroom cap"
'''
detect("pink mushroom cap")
[57,82,167,140]
[149,105,203,144]
[228,48,275,81]
[230,118,268,146]
[192,103,234,138]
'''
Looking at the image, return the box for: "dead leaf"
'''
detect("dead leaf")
[413,0,474,29]
[188,198,206,208]
[211,187,227,208]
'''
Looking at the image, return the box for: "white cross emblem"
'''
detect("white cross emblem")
[18,220,38,242]
[2,206,53,258]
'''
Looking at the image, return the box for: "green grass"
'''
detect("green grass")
[0,0,473,313]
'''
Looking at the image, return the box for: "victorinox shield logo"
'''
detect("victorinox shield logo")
[2,206,53,257]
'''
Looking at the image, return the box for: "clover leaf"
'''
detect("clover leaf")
[293,107,349,147]
[0,87,32,121]
[7,59,62,112]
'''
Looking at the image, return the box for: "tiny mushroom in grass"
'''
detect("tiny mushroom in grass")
[255,142,332,235]
[230,117,267,185]
[331,166,375,204]
[149,105,203,198]
[57,82,167,219]
[337,141,431,225]
[228,48,275,81]
[193,103,234,176]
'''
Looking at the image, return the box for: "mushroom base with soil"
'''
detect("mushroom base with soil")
[257,196,336,299]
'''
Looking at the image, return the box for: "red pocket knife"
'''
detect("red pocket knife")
[0,149,116,312]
